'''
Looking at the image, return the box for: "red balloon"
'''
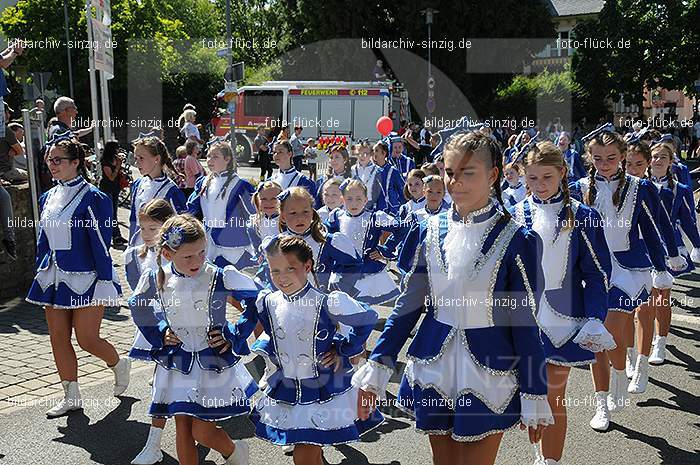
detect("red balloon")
[376,116,393,136]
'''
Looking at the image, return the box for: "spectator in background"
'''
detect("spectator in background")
[418,123,433,164]
[177,103,196,131]
[0,179,16,260]
[99,140,128,247]
[289,125,305,171]
[48,96,94,140]
[372,59,387,81]
[7,122,26,170]
[183,139,204,197]
[255,125,272,181]
[304,137,318,181]
[173,145,188,189]
[179,109,203,144]
[0,42,23,139]
[0,103,27,183]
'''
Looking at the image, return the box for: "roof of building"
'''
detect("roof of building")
[545,0,605,17]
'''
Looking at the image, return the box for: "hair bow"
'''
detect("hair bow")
[276,188,292,202]
[422,174,442,184]
[650,134,674,149]
[338,178,353,192]
[138,130,160,139]
[162,226,184,249]
[513,131,540,163]
[581,123,615,142]
[46,130,76,146]
[260,234,280,253]
[624,132,641,145]
[429,116,483,160]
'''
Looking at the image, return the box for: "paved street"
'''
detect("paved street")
[0,171,698,464]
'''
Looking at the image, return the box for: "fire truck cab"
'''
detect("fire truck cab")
[213,80,409,165]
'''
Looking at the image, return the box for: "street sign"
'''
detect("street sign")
[224,62,245,82]
[216,48,230,58]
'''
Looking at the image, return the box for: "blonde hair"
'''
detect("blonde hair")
[524,141,574,230]
[201,141,238,199]
[251,181,282,230]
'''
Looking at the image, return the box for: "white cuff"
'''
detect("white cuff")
[690,247,700,264]
[572,319,616,353]
[351,359,393,400]
[666,255,688,273]
[519,393,554,427]
[91,280,121,307]
[652,270,674,290]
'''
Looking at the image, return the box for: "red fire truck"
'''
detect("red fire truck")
[212,81,410,165]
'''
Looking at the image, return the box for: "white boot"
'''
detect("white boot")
[225,440,249,465]
[46,380,82,418]
[589,391,610,431]
[628,354,649,394]
[131,426,164,464]
[648,336,667,365]
[625,347,636,379]
[607,368,628,412]
[111,358,131,396]
[282,445,295,455]
[545,460,561,465]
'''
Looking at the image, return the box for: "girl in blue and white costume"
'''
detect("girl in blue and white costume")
[269,140,316,197]
[569,124,674,431]
[316,177,343,224]
[27,135,130,419]
[556,132,587,182]
[514,141,615,465]
[187,141,257,270]
[354,131,553,465]
[623,139,687,392]
[502,161,527,211]
[326,179,406,305]
[397,168,427,222]
[128,214,258,465]
[123,199,175,465]
[367,141,404,215]
[388,134,416,180]
[258,186,361,294]
[250,235,382,465]
[129,136,187,246]
[314,144,352,208]
[246,181,282,255]
[648,139,700,365]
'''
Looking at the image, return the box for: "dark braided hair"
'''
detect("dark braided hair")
[626,141,652,180]
[524,141,574,230]
[443,131,509,222]
[53,138,93,183]
[584,131,628,209]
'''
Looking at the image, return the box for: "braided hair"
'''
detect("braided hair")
[133,136,182,181]
[443,131,509,222]
[583,131,628,209]
[626,141,652,180]
[651,142,677,190]
[137,199,175,259]
[263,235,319,289]
[524,141,574,230]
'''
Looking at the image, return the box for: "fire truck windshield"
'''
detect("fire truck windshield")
[244,89,283,118]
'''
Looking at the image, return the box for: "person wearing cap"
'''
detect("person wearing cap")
[0,103,27,184]
[288,125,305,172]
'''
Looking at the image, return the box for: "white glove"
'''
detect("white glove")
[666,255,687,273]
[573,319,616,353]
[91,280,121,307]
[652,270,674,290]
[351,360,393,400]
[519,393,555,428]
[691,247,700,264]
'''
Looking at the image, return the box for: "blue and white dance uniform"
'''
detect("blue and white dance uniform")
[383,201,451,261]
[326,208,406,305]
[317,205,333,224]
[128,262,259,420]
[269,167,317,198]
[411,201,451,225]
[250,284,383,445]
[652,176,700,275]
[187,171,257,270]
[257,229,362,294]
[397,197,426,224]
[123,245,170,360]
[672,161,691,187]
[503,180,527,212]
[389,154,415,180]
[351,162,376,186]
[129,175,187,246]
[570,172,673,313]
[247,213,280,252]
[27,176,122,309]
[563,147,587,182]
[513,192,613,366]
[353,200,554,441]
[367,163,404,215]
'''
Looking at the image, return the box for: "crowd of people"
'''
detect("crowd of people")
[14,106,700,465]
